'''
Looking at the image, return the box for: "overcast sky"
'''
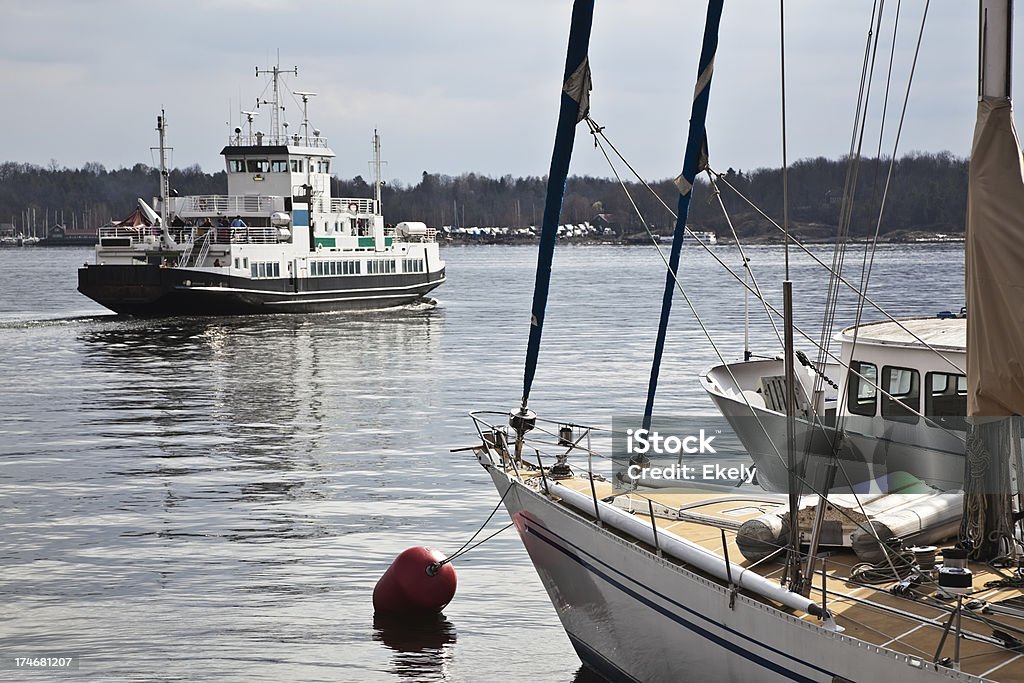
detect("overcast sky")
[2,1,1021,185]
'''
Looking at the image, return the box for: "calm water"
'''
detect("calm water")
[0,242,964,681]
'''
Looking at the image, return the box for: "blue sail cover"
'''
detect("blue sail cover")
[521,0,595,407]
[642,0,725,429]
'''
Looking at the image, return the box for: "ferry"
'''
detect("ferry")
[78,65,445,316]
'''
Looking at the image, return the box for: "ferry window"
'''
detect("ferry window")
[881,366,920,422]
[229,160,244,172]
[247,159,270,173]
[272,263,280,277]
[847,361,877,417]
[270,160,288,173]
[291,160,303,172]
[925,372,967,431]
[324,161,330,173]
[251,264,258,278]
[234,258,240,269]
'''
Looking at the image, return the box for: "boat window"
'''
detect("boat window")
[881,366,920,422]
[270,160,288,173]
[228,160,244,172]
[846,360,877,417]
[291,160,303,173]
[403,258,425,273]
[246,159,270,173]
[925,372,967,431]
[234,258,240,269]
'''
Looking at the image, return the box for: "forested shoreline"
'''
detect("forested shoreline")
[0,152,967,240]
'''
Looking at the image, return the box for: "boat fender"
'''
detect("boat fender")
[372,546,457,614]
[736,514,788,562]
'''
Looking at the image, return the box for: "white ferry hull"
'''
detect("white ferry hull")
[487,466,970,683]
[78,264,445,316]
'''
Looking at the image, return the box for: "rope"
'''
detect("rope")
[434,482,515,567]
[850,546,917,584]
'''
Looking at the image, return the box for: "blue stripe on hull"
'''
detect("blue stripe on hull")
[519,510,830,682]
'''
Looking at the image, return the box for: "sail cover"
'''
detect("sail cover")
[966,97,1024,416]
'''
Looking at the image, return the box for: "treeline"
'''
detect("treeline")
[0,152,967,237]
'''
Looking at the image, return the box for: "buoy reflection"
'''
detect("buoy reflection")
[372,612,456,681]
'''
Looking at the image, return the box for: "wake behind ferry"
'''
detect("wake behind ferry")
[78,64,445,316]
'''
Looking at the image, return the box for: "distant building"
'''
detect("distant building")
[39,223,97,246]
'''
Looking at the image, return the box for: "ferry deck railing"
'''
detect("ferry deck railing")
[169,195,286,215]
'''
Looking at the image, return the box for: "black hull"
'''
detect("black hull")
[78,265,446,316]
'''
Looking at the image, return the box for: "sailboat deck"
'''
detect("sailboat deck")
[540,472,1024,681]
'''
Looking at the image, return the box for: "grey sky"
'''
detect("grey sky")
[1,2,1020,185]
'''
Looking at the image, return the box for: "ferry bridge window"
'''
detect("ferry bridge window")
[228,160,244,172]
[270,160,288,173]
[925,372,967,431]
[846,360,877,417]
[881,365,920,423]
[246,159,270,173]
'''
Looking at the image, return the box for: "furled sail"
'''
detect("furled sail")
[642,0,724,429]
[965,101,1024,416]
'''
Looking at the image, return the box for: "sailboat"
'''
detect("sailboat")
[468,1,1024,680]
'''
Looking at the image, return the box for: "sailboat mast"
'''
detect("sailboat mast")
[980,0,1012,98]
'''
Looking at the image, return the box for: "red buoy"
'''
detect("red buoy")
[373,547,457,614]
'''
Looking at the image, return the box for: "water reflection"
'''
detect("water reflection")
[572,665,610,682]
[372,612,457,681]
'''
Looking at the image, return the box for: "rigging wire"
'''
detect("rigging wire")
[710,169,965,377]
[580,120,965,447]
[581,122,925,574]
[844,0,933,427]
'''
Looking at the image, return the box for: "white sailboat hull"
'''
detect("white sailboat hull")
[486,465,973,682]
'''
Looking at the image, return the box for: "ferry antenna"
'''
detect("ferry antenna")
[255,60,298,141]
